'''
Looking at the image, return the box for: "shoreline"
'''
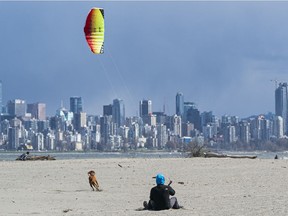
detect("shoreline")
[0,150,284,161]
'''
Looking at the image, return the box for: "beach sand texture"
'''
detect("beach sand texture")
[1,158,288,216]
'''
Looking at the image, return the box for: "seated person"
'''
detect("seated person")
[143,173,181,210]
[19,152,29,161]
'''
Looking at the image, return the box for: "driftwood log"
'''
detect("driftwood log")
[204,152,257,159]
[16,155,56,161]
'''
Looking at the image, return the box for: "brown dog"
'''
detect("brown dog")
[88,170,100,191]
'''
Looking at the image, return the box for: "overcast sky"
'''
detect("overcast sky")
[1,1,288,118]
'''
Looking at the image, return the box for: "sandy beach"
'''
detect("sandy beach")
[1,157,288,216]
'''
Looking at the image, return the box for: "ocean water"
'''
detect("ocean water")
[0,150,286,161]
[0,151,185,161]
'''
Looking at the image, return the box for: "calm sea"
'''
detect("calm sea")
[0,151,185,161]
[0,150,286,161]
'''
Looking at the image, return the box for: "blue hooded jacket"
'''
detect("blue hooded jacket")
[156,173,165,185]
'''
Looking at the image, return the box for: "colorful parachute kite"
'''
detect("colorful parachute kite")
[84,8,105,54]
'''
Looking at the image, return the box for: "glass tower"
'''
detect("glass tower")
[112,98,125,127]
[70,96,83,114]
[139,99,152,117]
[275,82,288,135]
[176,92,184,117]
[7,99,26,117]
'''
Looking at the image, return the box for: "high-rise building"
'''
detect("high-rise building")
[184,102,201,131]
[224,125,236,144]
[172,115,182,137]
[100,115,115,145]
[70,96,83,114]
[112,99,125,127]
[183,102,196,122]
[139,99,152,117]
[275,83,288,134]
[239,121,250,144]
[73,112,87,131]
[176,92,184,117]
[27,103,46,120]
[8,127,20,150]
[273,115,284,139]
[103,104,113,116]
[142,114,157,126]
[201,111,214,127]
[7,99,26,117]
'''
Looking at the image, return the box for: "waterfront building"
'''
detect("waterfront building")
[70,96,83,114]
[45,132,55,150]
[275,83,288,135]
[8,127,20,150]
[273,115,284,139]
[250,115,270,141]
[32,133,44,150]
[239,121,250,144]
[223,125,236,143]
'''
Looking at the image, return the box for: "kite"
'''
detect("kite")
[84,8,105,54]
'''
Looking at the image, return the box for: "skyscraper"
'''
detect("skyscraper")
[7,99,26,117]
[184,102,201,131]
[70,96,83,114]
[176,92,184,117]
[112,98,125,127]
[139,99,152,117]
[73,112,87,131]
[27,103,46,120]
[275,83,288,134]
[103,104,113,116]
[183,101,197,123]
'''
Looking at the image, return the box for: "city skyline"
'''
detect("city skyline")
[1,2,288,117]
[0,86,276,119]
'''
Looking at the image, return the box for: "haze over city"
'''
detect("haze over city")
[1,1,288,118]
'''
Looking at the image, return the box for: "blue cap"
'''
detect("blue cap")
[156,173,165,185]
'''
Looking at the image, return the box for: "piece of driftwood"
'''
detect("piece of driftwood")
[16,155,56,161]
[204,152,257,159]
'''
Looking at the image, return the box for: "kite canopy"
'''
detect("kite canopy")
[84,8,104,54]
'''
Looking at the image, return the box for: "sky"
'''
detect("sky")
[1,1,288,118]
